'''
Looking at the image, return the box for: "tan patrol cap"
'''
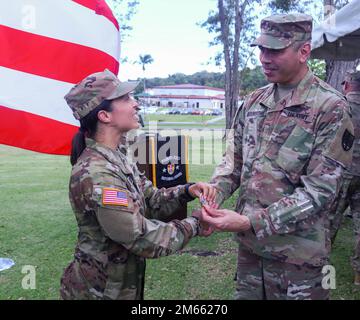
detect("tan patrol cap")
[251,13,313,50]
[65,69,139,120]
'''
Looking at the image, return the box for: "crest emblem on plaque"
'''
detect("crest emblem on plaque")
[167,163,175,175]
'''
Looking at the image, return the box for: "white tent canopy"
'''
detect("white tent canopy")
[311,0,360,60]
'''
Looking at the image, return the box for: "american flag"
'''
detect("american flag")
[103,188,129,207]
[0,0,120,155]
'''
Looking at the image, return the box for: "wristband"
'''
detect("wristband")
[185,183,196,200]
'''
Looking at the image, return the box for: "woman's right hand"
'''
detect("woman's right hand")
[192,209,214,237]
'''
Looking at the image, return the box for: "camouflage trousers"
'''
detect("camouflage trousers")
[60,260,107,300]
[329,176,360,273]
[235,246,329,300]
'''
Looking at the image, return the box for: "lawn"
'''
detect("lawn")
[143,114,218,123]
[0,142,359,300]
[140,113,226,131]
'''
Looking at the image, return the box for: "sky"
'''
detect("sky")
[108,0,340,82]
[109,0,226,81]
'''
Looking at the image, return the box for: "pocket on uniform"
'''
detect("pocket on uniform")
[267,124,314,179]
[243,113,266,159]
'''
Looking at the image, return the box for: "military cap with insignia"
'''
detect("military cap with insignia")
[65,69,139,120]
[251,13,313,49]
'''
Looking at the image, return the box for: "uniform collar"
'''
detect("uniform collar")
[260,69,314,111]
[85,138,124,166]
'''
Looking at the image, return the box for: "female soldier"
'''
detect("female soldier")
[60,69,215,300]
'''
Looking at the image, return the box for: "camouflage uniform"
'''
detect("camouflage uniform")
[329,71,360,279]
[60,70,200,300]
[211,14,354,299]
[347,89,360,275]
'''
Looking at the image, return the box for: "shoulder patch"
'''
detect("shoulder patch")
[102,187,129,207]
[342,129,355,151]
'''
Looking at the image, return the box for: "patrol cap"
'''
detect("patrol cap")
[251,13,313,50]
[65,69,139,120]
[341,69,360,85]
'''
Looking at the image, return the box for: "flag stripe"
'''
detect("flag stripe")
[0,106,78,155]
[0,0,120,155]
[0,67,77,126]
[72,0,120,30]
[0,0,120,58]
[0,25,119,84]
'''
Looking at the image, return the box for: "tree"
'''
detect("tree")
[308,59,326,81]
[267,0,315,13]
[269,0,359,91]
[201,0,261,129]
[138,54,154,73]
[108,0,139,39]
[240,66,268,96]
[323,0,359,91]
[137,54,154,93]
[107,0,140,62]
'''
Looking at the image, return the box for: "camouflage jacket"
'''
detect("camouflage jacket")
[64,138,198,300]
[211,70,354,266]
[329,91,360,241]
[347,92,360,176]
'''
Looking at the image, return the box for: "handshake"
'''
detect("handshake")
[189,183,251,237]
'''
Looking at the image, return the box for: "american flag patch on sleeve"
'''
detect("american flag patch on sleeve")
[102,188,129,207]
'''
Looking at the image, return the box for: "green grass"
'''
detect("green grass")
[0,146,75,299]
[330,218,360,299]
[140,113,226,130]
[0,143,359,300]
[143,114,220,123]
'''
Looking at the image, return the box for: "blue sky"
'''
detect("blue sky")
[111,0,224,81]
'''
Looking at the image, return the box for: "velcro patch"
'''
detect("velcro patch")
[342,129,355,151]
[282,110,310,121]
[102,188,129,207]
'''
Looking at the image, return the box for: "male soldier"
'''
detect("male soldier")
[341,70,360,285]
[199,14,354,299]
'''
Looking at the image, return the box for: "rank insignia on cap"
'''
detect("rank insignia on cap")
[342,129,355,151]
[102,188,129,207]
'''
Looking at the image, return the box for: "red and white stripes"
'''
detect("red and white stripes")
[0,0,120,155]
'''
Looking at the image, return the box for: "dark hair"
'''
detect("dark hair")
[291,40,310,51]
[70,100,113,165]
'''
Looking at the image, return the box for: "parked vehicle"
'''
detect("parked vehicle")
[168,108,181,114]
[142,106,158,114]
[211,109,223,116]
[191,109,201,115]
[157,108,170,114]
[181,108,194,115]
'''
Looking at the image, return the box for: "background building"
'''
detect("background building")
[142,84,225,109]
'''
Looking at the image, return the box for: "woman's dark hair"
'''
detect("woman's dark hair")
[70,99,113,165]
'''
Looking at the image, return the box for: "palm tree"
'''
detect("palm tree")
[138,54,154,93]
